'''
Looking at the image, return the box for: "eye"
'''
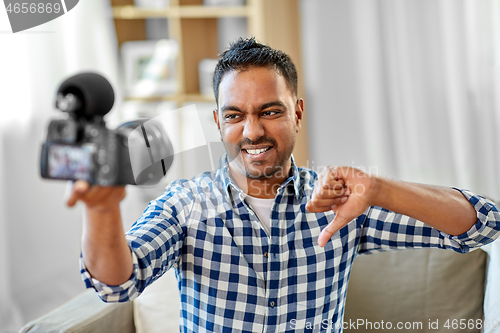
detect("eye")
[224,113,241,121]
[262,110,280,117]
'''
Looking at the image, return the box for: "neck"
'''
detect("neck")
[228,159,292,199]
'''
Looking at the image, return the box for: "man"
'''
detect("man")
[68,37,500,332]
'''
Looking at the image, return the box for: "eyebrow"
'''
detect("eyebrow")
[220,101,286,113]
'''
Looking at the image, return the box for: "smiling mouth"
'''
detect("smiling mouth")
[243,147,272,155]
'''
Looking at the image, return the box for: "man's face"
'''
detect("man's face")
[213,66,303,180]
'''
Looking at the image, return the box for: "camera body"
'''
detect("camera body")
[41,119,133,186]
[40,72,173,186]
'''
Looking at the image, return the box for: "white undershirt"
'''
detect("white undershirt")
[245,195,274,236]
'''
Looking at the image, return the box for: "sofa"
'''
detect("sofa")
[20,245,494,333]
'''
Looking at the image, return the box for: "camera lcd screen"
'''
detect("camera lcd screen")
[47,144,93,181]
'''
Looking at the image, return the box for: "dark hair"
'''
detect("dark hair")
[213,37,298,106]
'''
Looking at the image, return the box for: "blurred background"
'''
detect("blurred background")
[1,0,500,332]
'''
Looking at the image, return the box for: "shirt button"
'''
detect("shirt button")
[270,301,275,307]
[264,252,268,258]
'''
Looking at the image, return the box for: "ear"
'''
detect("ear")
[294,99,304,132]
[213,109,221,130]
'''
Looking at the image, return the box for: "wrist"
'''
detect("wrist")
[87,204,120,214]
[368,174,385,207]
[85,203,122,225]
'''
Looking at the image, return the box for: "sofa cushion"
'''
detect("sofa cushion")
[134,269,180,333]
[344,248,487,333]
[482,240,500,333]
[20,289,134,333]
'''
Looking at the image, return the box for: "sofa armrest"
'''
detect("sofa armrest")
[20,289,135,333]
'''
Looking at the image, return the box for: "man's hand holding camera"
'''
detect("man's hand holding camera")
[66,180,126,210]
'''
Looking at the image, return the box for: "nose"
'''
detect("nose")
[242,116,265,142]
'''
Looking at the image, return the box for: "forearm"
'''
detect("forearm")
[371,177,477,236]
[81,205,133,286]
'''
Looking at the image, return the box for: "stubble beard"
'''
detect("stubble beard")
[223,136,295,180]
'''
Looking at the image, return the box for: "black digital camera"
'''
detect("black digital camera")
[40,72,174,186]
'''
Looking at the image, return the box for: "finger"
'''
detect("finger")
[316,174,341,193]
[66,192,79,207]
[322,169,338,187]
[315,185,349,200]
[321,173,347,193]
[66,180,90,207]
[317,214,352,247]
[325,166,340,182]
[322,183,345,194]
[322,173,344,188]
[306,196,348,213]
[322,178,344,190]
[308,196,348,208]
[319,186,348,197]
[306,203,335,213]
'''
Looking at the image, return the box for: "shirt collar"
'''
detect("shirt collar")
[219,154,302,199]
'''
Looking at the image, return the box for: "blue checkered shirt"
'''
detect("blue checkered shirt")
[81,157,500,333]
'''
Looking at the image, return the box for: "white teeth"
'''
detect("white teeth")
[245,148,269,155]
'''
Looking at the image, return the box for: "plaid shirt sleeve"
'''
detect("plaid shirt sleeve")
[80,179,194,302]
[357,188,500,255]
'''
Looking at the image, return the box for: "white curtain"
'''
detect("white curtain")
[349,0,500,195]
[0,1,119,331]
[0,138,23,333]
[302,0,500,328]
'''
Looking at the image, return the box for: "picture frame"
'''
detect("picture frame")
[134,0,169,8]
[121,39,178,97]
[203,0,244,6]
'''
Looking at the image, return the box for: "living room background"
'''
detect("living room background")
[1,0,499,332]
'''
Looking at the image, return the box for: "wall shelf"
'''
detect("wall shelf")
[125,93,215,104]
[112,5,250,19]
[111,0,309,166]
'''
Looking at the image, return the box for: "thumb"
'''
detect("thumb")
[66,180,90,207]
[317,214,351,247]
